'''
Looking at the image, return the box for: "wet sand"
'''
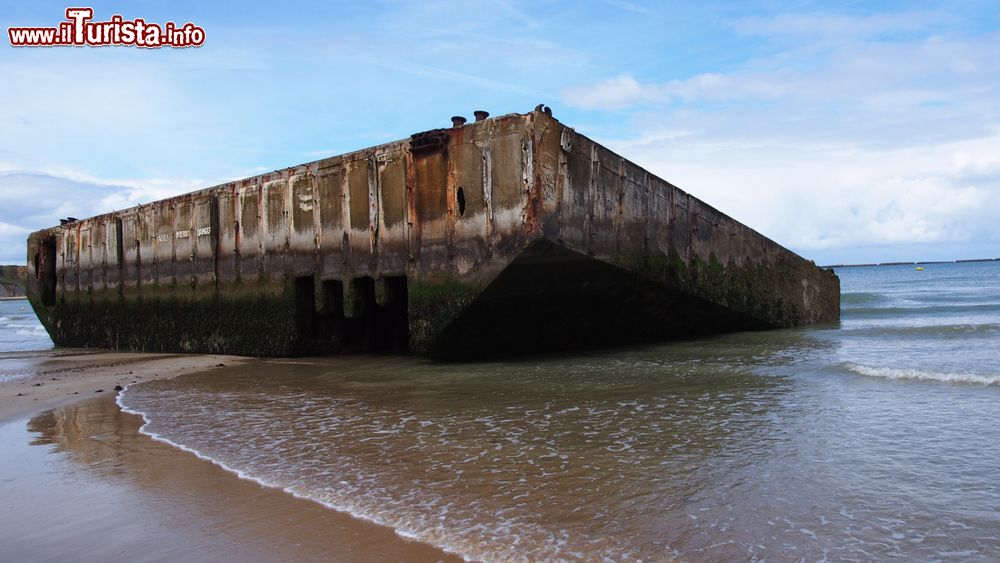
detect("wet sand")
[0,351,459,562]
[0,350,244,424]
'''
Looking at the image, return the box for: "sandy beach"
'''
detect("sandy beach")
[0,350,459,562]
[0,350,240,424]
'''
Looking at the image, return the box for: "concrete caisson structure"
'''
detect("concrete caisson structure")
[25,108,839,359]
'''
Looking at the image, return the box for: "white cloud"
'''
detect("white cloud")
[0,170,208,264]
[563,75,666,110]
[560,12,1000,262]
[0,222,33,265]
[730,11,946,39]
[611,130,1000,259]
[562,72,785,110]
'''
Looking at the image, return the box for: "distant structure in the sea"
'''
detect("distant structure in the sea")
[26,106,839,359]
[825,258,1000,268]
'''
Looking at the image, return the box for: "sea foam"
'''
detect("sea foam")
[844,363,1000,386]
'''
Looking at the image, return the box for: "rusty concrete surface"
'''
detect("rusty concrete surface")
[25,108,839,359]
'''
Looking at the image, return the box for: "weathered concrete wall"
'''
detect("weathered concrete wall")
[536,116,838,327]
[26,108,839,359]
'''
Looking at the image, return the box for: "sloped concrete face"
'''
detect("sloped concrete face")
[423,239,773,360]
[25,108,838,359]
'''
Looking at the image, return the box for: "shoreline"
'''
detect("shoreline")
[0,349,242,424]
[0,350,462,562]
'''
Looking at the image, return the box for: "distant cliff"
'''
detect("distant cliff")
[0,265,27,298]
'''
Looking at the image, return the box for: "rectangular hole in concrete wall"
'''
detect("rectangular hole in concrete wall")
[345,277,375,351]
[210,196,221,284]
[40,237,57,306]
[319,279,346,350]
[115,219,124,266]
[290,276,411,355]
[295,276,317,344]
[380,276,409,352]
[322,280,344,312]
[343,276,408,353]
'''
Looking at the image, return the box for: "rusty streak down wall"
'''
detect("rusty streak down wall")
[25,109,839,359]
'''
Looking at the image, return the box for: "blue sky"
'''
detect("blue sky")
[1,0,999,265]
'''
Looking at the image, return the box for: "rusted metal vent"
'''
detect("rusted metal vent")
[409,129,450,153]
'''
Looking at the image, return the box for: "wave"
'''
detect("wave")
[841,292,888,306]
[842,303,1000,317]
[841,323,1000,338]
[115,387,475,562]
[916,292,1000,305]
[0,373,31,383]
[843,363,1000,386]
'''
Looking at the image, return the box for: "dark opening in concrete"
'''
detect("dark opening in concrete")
[379,276,409,351]
[209,197,220,282]
[457,187,466,217]
[346,277,374,321]
[114,219,124,266]
[340,277,409,353]
[294,276,317,345]
[39,237,57,307]
[317,279,345,351]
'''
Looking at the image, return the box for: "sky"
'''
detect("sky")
[1,0,999,265]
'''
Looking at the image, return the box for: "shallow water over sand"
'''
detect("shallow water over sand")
[116,261,1000,561]
[0,395,457,562]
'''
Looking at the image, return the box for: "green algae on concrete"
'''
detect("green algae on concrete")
[407,280,484,357]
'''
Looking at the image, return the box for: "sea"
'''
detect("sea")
[8,261,1000,560]
[0,299,52,362]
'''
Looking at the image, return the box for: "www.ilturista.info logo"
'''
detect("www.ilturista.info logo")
[8,7,205,48]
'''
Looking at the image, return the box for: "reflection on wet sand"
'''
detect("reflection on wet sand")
[8,396,458,563]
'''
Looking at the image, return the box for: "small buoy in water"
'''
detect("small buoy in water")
[915,266,925,271]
